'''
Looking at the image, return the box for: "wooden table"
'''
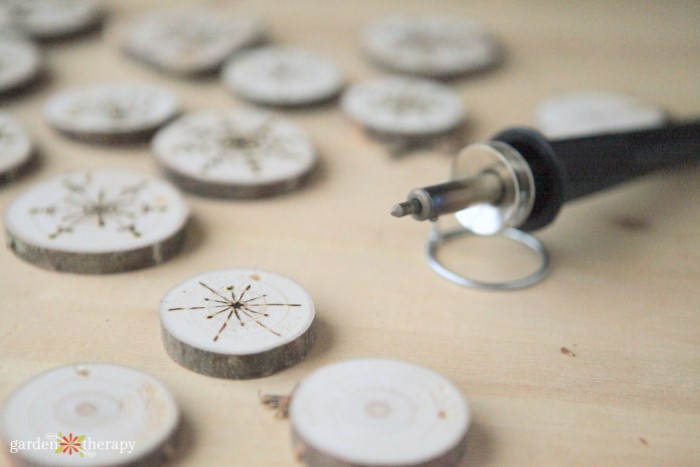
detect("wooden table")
[2,1,699,465]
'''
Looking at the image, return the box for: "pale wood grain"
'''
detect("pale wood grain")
[1,1,699,465]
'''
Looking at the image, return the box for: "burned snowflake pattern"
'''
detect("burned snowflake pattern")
[168,281,301,342]
[393,19,481,58]
[169,116,304,175]
[123,9,262,75]
[393,28,469,55]
[45,85,179,138]
[65,90,160,125]
[155,18,230,54]
[29,172,167,239]
[373,91,440,116]
[342,77,465,137]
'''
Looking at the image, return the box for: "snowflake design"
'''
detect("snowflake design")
[159,21,222,51]
[395,30,450,54]
[65,91,157,123]
[374,92,439,115]
[29,172,167,239]
[170,117,302,175]
[168,281,301,342]
[393,27,473,54]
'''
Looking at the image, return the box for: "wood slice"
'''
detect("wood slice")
[4,0,104,40]
[0,363,180,467]
[152,109,318,198]
[222,46,344,107]
[341,77,466,138]
[534,91,668,139]
[160,269,316,379]
[119,7,263,77]
[290,359,470,467]
[0,39,41,96]
[3,168,189,273]
[0,113,35,184]
[44,83,180,144]
[362,15,500,78]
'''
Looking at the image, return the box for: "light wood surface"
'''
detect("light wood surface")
[1,1,699,465]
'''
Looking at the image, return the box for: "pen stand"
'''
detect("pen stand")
[427,217,549,290]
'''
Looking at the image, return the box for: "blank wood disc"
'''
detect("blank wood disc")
[44,83,180,144]
[3,168,189,273]
[290,359,470,467]
[1,363,179,467]
[160,269,316,379]
[120,7,263,76]
[534,91,668,139]
[0,113,34,183]
[342,76,466,137]
[222,46,344,106]
[151,109,317,198]
[0,39,41,95]
[362,15,499,78]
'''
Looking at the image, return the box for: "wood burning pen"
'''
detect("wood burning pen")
[391,120,700,289]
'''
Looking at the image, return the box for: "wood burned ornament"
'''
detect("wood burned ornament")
[4,0,104,40]
[3,168,189,273]
[222,46,344,107]
[120,7,263,77]
[341,76,466,155]
[44,83,180,144]
[152,109,317,198]
[0,363,180,467]
[160,269,316,379]
[290,359,471,467]
[0,113,35,183]
[0,38,41,96]
[362,15,500,78]
[535,91,668,139]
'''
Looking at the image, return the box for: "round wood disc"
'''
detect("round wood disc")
[0,38,41,95]
[0,113,34,183]
[222,46,344,106]
[342,76,466,137]
[535,91,668,139]
[160,268,316,379]
[3,168,189,273]
[44,83,180,143]
[120,7,263,76]
[1,363,179,466]
[290,359,470,467]
[151,108,317,198]
[362,15,499,78]
[5,0,104,40]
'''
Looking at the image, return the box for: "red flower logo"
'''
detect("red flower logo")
[55,432,86,456]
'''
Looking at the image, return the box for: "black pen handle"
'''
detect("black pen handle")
[493,120,700,230]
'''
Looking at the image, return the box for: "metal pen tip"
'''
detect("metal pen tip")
[391,200,419,218]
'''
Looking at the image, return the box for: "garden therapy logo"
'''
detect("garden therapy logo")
[48,432,93,457]
[9,432,136,458]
